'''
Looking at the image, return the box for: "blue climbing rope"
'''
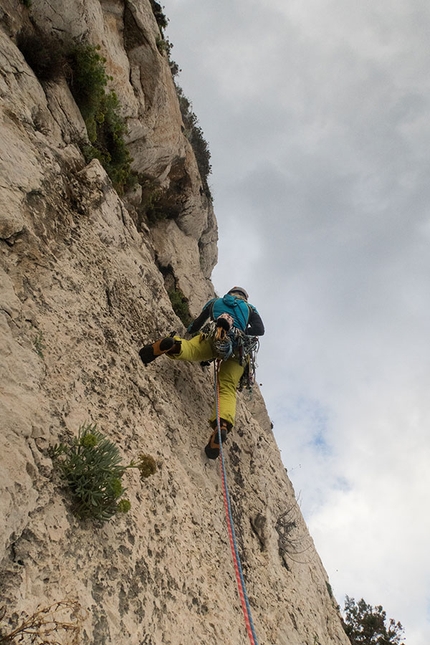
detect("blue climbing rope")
[214,360,260,645]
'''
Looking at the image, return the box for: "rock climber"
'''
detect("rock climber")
[139,287,265,459]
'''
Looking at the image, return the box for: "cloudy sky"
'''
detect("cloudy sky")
[163,1,430,642]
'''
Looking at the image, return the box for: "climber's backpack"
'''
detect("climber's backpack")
[211,294,252,332]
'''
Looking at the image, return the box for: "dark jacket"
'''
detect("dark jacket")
[188,294,265,336]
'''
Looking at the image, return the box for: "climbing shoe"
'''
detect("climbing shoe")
[204,420,231,460]
[139,337,181,365]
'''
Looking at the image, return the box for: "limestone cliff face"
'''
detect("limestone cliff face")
[0,2,349,644]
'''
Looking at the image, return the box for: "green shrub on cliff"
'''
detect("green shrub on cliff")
[50,423,156,522]
[176,85,212,200]
[149,0,169,31]
[17,32,134,194]
[68,43,135,193]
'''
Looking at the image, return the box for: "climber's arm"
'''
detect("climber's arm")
[187,299,214,334]
[246,309,265,336]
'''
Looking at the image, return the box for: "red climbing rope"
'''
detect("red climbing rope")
[214,361,259,645]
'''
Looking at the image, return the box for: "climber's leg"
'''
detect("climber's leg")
[166,334,215,363]
[204,359,243,459]
[139,334,214,366]
[209,358,244,429]
[139,337,182,365]
[204,418,232,460]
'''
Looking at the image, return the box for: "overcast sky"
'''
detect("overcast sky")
[162,1,430,642]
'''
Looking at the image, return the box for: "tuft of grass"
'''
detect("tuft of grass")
[50,423,156,522]
[80,89,135,192]
[137,453,157,479]
[33,331,45,359]
[275,501,313,568]
[139,179,164,224]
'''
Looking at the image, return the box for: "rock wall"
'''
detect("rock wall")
[0,1,350,644]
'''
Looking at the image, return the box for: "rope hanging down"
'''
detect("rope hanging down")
[214,361,260,645]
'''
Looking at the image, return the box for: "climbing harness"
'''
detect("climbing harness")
[213,361,260,645]
[200,319,234,360]
[201,320,260,380]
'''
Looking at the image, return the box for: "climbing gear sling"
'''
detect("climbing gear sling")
[200,318,260,380]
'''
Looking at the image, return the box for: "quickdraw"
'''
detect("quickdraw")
[236,334,260,391]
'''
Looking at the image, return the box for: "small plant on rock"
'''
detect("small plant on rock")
[275,500,313,569]
[0,599,84,644]
[155,36,173,56]
[50,423,156,522]
[149,0,169,31]
[168,288,192,326]
[139,177,183,225]
[33,331,45,359]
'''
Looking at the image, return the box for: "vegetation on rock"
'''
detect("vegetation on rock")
[168,288,193,326]
[17,32,134,193]
[342,596,405,645]
[149,0,169,32]
[67,43,135,194]
[50,423,156,522]
[0,599,84,644]
[175,85,212,200]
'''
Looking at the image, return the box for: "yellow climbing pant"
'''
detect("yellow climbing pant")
[167,334,244,427]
